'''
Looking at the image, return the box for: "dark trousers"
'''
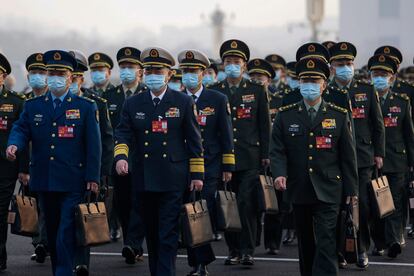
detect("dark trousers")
[24,187,48,249]
[138,191,183,276]
[357,166,374,253]
[186,178,217,267]
[113,173,132,242]
[126,191,145,254]
[39,191,84,276]
[0,178,16,264]
[224,169,259,256]
[264,191,288,250]
[293,202,339,276]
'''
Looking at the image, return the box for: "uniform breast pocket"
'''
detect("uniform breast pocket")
[284,127,305,148]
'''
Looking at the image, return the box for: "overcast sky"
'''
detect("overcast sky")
[2,0,339,37]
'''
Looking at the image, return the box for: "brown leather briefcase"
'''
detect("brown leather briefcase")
[8,186,38,237]
[371,170,395,219]
[181,192,213,248]
[75,193,110,247]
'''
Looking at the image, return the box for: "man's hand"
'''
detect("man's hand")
[190,180,203,191]
[261,159,270,167]
[222,172,232,183]
[346,196,358,205]
[274,176,287,191]
[86,182,99,195]
[374,156,383,169]
[6,145,18,161]
[18,173,30,186]
[115,160,128,176]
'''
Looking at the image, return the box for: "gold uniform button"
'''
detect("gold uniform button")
[79,163,83,167]
[52,122,57,126]
[163,154,167,158]
[4,116,8,119]
[233,117,236,121]
[309,156,313,160]
[201,129,204,132]
[232,107,237,111]
[145,130,149,134]
[52,133,56,138]
[234,139,237,142]
[403,149,406,154]
[35,123,39,126]
[110,111,114,115]
[50,157,54,161]
[309,144,313,149]
[201,139,204,142]
[144,142,149,146]
[162,142,167,146]
[336,175,340,179]
[310,132,314,136]
[144,154,149,158]
[233,128,237,132]
[51,145,55,149]
[309,168,313,173]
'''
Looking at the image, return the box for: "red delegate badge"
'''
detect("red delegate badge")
[58,126,74,138]
[384,117,398,127]
[0,117,7,130]
[352,108,365,119]
[237,106,252,119]
[316,136,332,149]
[197,115,207,126]
[152,120,168,133]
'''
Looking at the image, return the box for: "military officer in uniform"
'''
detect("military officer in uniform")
[102,47,146,264]
[282,43,351,113]
[6,50,101,276]
[202,59,218,87]
[114,47,204,276]
[265,54,288,93]
[178,49,234,276]
[25,53,48,99]
[322,41,336,50]
[88,52,115,96]
[209,39,271,266]
[270,57,358,276]
[328,42,385,268]
[285,61,300,91]
[0,53,29,271]
[368,54,414,259]
[168,68,184,92]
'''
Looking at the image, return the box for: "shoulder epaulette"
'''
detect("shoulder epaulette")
[327,102,348,113]
[271,92,283,99]
[393,92,409,101]
[26,94,44,102]
[79,95,95,103]
[278,102,299,112]
[7,90,26,100]
[330,85,347,94]
[88,93,107,103]
[355,79,372,86]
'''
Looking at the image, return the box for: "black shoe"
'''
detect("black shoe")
[187,266,198,276]
[338,253,347,269]
[400,234,406,248]
[266,248,279,255]
[110,228,121,242]
[282,230,296,245]
[241,254,254,266]
[408,228,414,238]
[74,265,89,276]
[122,246,136,265]
[30,253,37,261]
[224,255,240,265]
[371,247,385,256]
[213,233,222,241]
[198,265,209,276]
[387,243,401,259]
[35,244,47,263]
[356,252,369,269]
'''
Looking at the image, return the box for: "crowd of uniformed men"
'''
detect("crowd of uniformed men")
[0,38,414,276]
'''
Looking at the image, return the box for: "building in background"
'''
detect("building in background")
[339,0,413,67]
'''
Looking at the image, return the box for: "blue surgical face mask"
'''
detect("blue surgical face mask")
[69,82,79,94]
[300,82,321,101]
[202,74,215,86]
[273,69,282,81]
[287,77,299,89]
[217,71,227,82]
[90,71,107,85]
[224,64,242,78]
[335,65,354,82]
[28,73,47,89]
[182,73,200,90]
[144,74,166,91]
[120,68,137,84]
[47,76,68,94]
[372,76,390,91]
[168,82,182,91]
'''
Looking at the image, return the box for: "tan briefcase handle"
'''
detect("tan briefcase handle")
[190,190,206,213]
[223,182,235,201]
[373,168,385,189]
[17,182,35,207]
[84,191,102,214]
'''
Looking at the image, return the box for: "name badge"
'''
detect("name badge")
[66,109,80,119]
[0,117,7,130]
[352,108,365,119]
[316,136,332,149]
[384,117,398,128]
[389,106,401,113]
[237,106,252,119]
[152,118,168,133]
[58,126,74,138]
[197,115,207,126]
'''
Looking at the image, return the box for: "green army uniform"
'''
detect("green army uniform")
[87,52,115,96]
[209,39,271,263]
[265,54,288,93]
[0,54,30,268]
[270,57,358,276]
[329,42,386,264]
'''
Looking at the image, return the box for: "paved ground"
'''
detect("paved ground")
[3,228,414,275]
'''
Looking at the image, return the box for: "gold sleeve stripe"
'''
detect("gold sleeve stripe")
[190,164,205,173]
[190,158,204,162]
[222,154,235,165]
[114,143,129,157]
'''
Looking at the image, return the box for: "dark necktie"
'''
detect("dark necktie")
[153,97,160,108]
[230,86,237,95]
[191,94,197,102]
[53,98,62,110]
[126,90,132,98]
[309,107,316,122]
[380,97,385,106]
